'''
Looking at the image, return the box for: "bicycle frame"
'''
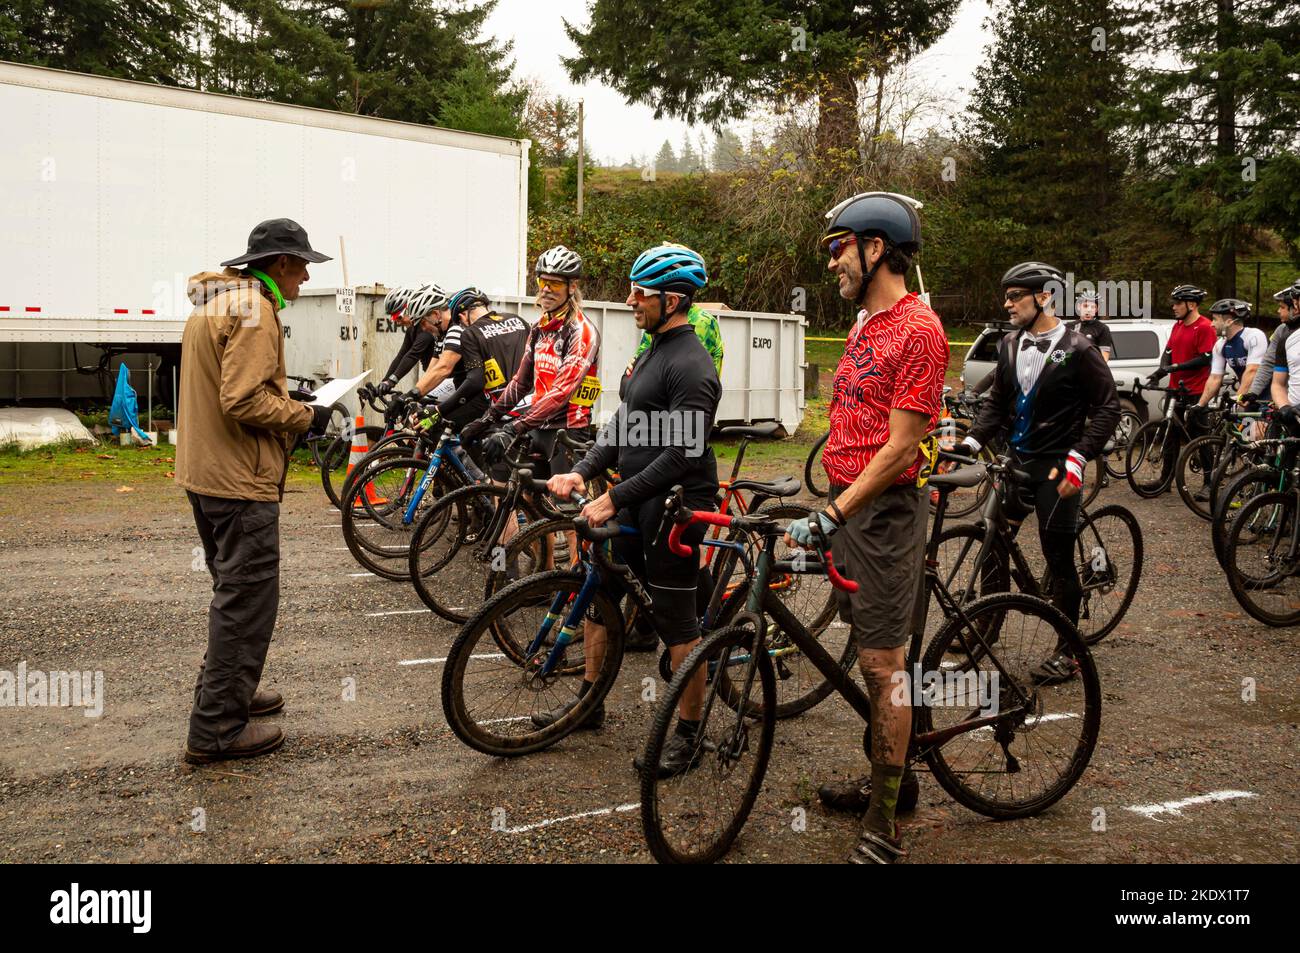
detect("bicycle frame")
[399,426,473,525]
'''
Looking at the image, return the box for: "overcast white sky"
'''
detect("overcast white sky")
[482,0,994,165]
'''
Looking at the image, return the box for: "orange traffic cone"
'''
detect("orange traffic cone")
[344,415,387,506]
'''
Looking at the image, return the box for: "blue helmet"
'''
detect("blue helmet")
[628,244,707,294]
[447,286,488,320]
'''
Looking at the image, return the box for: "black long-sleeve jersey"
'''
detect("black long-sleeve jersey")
[382,321,438,385]
[968,326,1121,462]
[574,322,721,509]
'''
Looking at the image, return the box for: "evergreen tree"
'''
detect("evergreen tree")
[564,0,961,162]
[655,139,678,173]
[1120,0,1300,291]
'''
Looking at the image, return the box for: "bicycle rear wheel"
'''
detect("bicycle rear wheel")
[1102,409,1143,480]
[803,431,829,499]
[1223,491,1300,627]
[918,592,1100,819]
[640,624,775,864]
[441,571,621,756]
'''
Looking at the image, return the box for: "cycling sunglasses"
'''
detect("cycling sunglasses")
[1004,288,1036,302]
[536,276,568,292]
[827,234,857,259]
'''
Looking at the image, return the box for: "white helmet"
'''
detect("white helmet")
[407,283,451,320]
[383,286,417,316]
[535,245,583,279]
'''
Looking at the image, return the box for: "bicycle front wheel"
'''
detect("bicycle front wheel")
[1174,433,1226,521]
[1212,465,1281,569]
[1223,491,1300,627]
[1070,504,1142,645]
[640,624,775,864]
[441,570,621,756]
[1125,419,1175,497]
[919,592,1100,819]
[408,483,545,623]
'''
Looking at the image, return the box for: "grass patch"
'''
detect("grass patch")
[0,438,321,487]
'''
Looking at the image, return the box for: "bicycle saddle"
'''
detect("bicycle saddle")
[719,421,782,440]
[928,464,988,489]
[730,475,801,497]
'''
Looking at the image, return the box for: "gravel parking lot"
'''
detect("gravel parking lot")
[1,471,1296,864]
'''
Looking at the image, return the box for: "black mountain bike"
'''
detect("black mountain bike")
[640,460,1101,864]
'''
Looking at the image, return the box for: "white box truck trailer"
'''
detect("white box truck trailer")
[0,61,806,431]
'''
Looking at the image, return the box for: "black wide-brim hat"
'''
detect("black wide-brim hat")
[221,218,332,267]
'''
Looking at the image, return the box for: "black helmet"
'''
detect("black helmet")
[821,191,922,251]
[1171,284,1207,302]
[1209,298,1251,322]
[1001,261,1065,291]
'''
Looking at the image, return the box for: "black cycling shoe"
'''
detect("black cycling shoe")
[1030,650,1079,685]
[530,696,605,730]
[634,731,715,779]
[1193,486,1211,504]
[817,770,919,815]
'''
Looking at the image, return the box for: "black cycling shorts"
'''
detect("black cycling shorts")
[598,494,713,647]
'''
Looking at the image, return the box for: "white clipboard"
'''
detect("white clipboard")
[310,370,371,407]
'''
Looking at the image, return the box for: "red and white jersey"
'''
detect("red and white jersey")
[822,293,948,487]
[495,305,602,430]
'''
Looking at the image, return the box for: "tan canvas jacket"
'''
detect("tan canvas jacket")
[175,268,313,502]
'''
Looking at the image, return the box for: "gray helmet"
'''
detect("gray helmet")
[383,286,416,317]
[535,245,584,279]
[1001,261,1065,290]
[1272,281,1300,304]
[822,191,922,251]
[407,283,450,320]
[1077,291,1099,303]
[1209,298,1251,322]
[1171,284,1208,302]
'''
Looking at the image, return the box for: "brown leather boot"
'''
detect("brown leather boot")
[249,687,284,717]
[184,722,285,765]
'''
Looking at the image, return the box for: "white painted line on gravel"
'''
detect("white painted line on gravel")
[1125,790,1257,820]
[477,716,532,726]
[367,608,432,617]
[319,524,343,529]
[349,572,376,578]
[399,653,504,666]
[503,802,639,835]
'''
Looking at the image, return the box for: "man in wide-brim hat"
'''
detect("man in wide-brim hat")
[176,218,332,765]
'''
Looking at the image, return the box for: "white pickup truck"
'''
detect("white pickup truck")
[959,317,1177,422]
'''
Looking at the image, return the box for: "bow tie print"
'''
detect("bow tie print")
[1021,337,1051,353]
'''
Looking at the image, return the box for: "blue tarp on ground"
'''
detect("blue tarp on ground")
[108,363,152,444]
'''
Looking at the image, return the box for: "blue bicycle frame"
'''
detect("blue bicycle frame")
[399,427,475,525]
[527,525,640,677]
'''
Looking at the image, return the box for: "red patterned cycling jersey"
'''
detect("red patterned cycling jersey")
[493,304,602,430]
[822,293,948,487]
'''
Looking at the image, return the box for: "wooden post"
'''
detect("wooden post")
[577,99,585,218]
